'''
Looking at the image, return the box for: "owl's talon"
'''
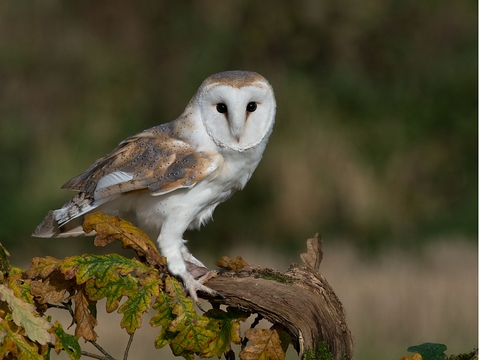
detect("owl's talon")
[196,269,224,299]
[180,270,224,311]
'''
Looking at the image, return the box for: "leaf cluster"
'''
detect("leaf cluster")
[1,213,475,359]
[0,244,77,359]
[0,212,293,360]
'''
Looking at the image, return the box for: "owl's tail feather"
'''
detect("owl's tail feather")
[32,210,90,238]
[32,190,103,238]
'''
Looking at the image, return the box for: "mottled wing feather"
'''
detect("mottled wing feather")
[62,124,217,200]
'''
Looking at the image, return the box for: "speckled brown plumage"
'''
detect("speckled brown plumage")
[62,123,215,199]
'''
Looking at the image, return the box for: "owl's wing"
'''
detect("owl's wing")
[33,124,218,237]
[62,124,218,200]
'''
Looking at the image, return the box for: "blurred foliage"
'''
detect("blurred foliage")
[0,0,477,257]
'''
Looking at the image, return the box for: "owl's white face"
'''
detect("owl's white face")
[197,72,276,152]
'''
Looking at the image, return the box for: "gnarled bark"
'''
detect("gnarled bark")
[201,234,354,360]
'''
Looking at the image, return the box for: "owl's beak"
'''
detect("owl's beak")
[229,115,245,142]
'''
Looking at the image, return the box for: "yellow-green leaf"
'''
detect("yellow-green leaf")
[0,317,44,360]
[85,273,139,313]
[166,277,215,358]
[61,253,150,286]
[0,315,49,357]
[0,284,54,345]
[118,274,161,334]
[201,307,249,358]
[5,268,35,305]
[150,289,176,349]
[0,243,11,282]
[50,321,81,360]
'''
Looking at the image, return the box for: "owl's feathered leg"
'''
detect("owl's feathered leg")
[157,224,222,309]
[180,245,223,309]
[181,245,210,279]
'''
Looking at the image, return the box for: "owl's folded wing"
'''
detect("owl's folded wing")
[62,125,218,200]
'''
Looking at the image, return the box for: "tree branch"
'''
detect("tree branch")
[201,235,354,360]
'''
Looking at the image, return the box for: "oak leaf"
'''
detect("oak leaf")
[201,307,249,358]
[71,286,98,341]
[50,321,81,359]
[26,256,62,279]
[271,324,291,353]
[0,317,45,360]
[85,272,139,313]
[165,277,215,360]
[4,267,36,306]
[118,274,161,334]
[215,255,249,271]
[150,288,177,349]
[0,284,54,345]
[240,328,285,360]
[0,243,11,282]
[401,354,423,360]
[83,212,166,268]
[61,253,149,286]
[30,280,67,304]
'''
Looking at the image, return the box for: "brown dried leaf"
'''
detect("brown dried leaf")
[300,234,323,272]
[215,256,249,271]
[271,324,291,353]
[30,281,66,304]
[239,328,285,360]
[29,268,75,305]
[26,256,62,279]
[72,287,98,341]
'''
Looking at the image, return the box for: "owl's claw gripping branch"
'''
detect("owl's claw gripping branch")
[180,270,224,311]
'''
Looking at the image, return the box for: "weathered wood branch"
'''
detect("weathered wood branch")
[201,235,354,360]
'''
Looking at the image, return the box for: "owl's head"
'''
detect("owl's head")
[194,71,276,152]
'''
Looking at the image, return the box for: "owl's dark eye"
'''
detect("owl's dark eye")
[216,103,228,114]
[246,102,257,112]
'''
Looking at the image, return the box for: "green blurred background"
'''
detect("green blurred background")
[0,1,477,359]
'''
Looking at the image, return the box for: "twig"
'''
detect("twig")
[80,350,116,360]
[46,300,75,318]
[241,314,264,349]
[123,333,134,360]
[46,303,68,310]
[47,300,76,328]
[250,314,263,329]
[90,341,116,360]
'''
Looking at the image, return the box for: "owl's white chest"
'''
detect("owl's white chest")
[101,145,263,238]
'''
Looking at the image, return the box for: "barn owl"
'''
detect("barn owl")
[33,70,276,306]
